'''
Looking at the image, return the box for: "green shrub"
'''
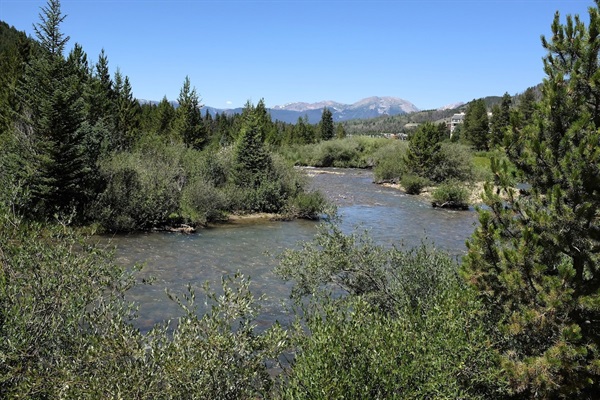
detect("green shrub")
[372,140,408,182]
[0,213,139,398]
[432,181,470,208]
[244,177,288,213]
[401,173,430,194]
[94,148,184,232]
[432,142,474,182]
[179,177,227,225]
[152,275,288,399]
[285,190,328,219]
[308,138,364,168]
[0,204,288,398]
[279,136,390,168]
[275,224,505,399]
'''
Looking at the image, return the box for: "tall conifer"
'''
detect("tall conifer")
[319,107,334,141]
[19,0,88,217]
[463,98,490,150]
[174,76,204,149]
[463,3,600,397]
[234,101,273,188]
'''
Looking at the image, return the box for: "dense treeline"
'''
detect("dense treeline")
[2,0,600,398]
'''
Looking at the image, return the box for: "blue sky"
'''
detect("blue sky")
[0,0,593,110]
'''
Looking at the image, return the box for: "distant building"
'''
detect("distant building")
[450,112,465,135]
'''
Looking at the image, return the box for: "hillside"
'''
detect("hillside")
[339,92,542,135]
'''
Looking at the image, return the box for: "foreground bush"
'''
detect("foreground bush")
[0,205,287,398]
[275,224,505,399]
[0,209,138,398]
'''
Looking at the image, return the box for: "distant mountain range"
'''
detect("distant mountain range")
[141,96,422,124]
[269,96,420,123]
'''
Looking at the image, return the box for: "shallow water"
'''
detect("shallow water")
[101,168,478,332]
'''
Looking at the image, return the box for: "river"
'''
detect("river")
[102,168,479,332]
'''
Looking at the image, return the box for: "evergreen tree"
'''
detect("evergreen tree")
[33,0,69,57]
[513,86,539,132]
[113,69,139,149]
[0,28,32,135]
[154,96,175,139]
[405,122,446,182]
[489,92,511,147]
[18,0,89,217]
[319,107,334,141]
[66,43,89,83]
[86,49,114,126]
[463,3,600,397]
[174,76,204,149]
[203,108,215,143]
[249,99,278,146]
[463,98,490,150]
[234,101,273,188]
[291,115,314,145]
[214,112,234,146]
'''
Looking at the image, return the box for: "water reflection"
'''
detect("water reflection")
[102,168,478,331]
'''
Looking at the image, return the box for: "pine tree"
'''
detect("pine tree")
[320,107,334,141]
[234,101,273,189]
[154,96,175,139]
[463,3,600,397]
[86,49,114,126]
[0,30,32,136]
[513,86,539,132]
[463,98,490,150]
[292,115,314,145]
[113,69,139,149]
[33,0,68,57]
[489,92,511,148]
[174,76,204,149]
[405,122,446,182]
[18,0,89,218]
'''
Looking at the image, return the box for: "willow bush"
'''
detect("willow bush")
[0,203,287,398]
[275,223,506,399]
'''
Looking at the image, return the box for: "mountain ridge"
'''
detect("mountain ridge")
[140,96,421,124]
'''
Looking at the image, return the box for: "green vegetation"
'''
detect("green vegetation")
[0,208,287,398]
[400,173,430,195]
[275,224,505,399]
[2,0,600,398]
[371,139,409,181]
[404,122,447,181]
[463,3,600,397]
[319,107,334,141]
[279,135,392,168]
[0,1,325,231]
[462,98,490,151]
[432,181,470,208]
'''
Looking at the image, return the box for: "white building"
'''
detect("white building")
[450,112,465,136]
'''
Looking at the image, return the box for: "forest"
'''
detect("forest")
[2,0,600,398]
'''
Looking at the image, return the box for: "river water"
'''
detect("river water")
[102,168,479,332]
